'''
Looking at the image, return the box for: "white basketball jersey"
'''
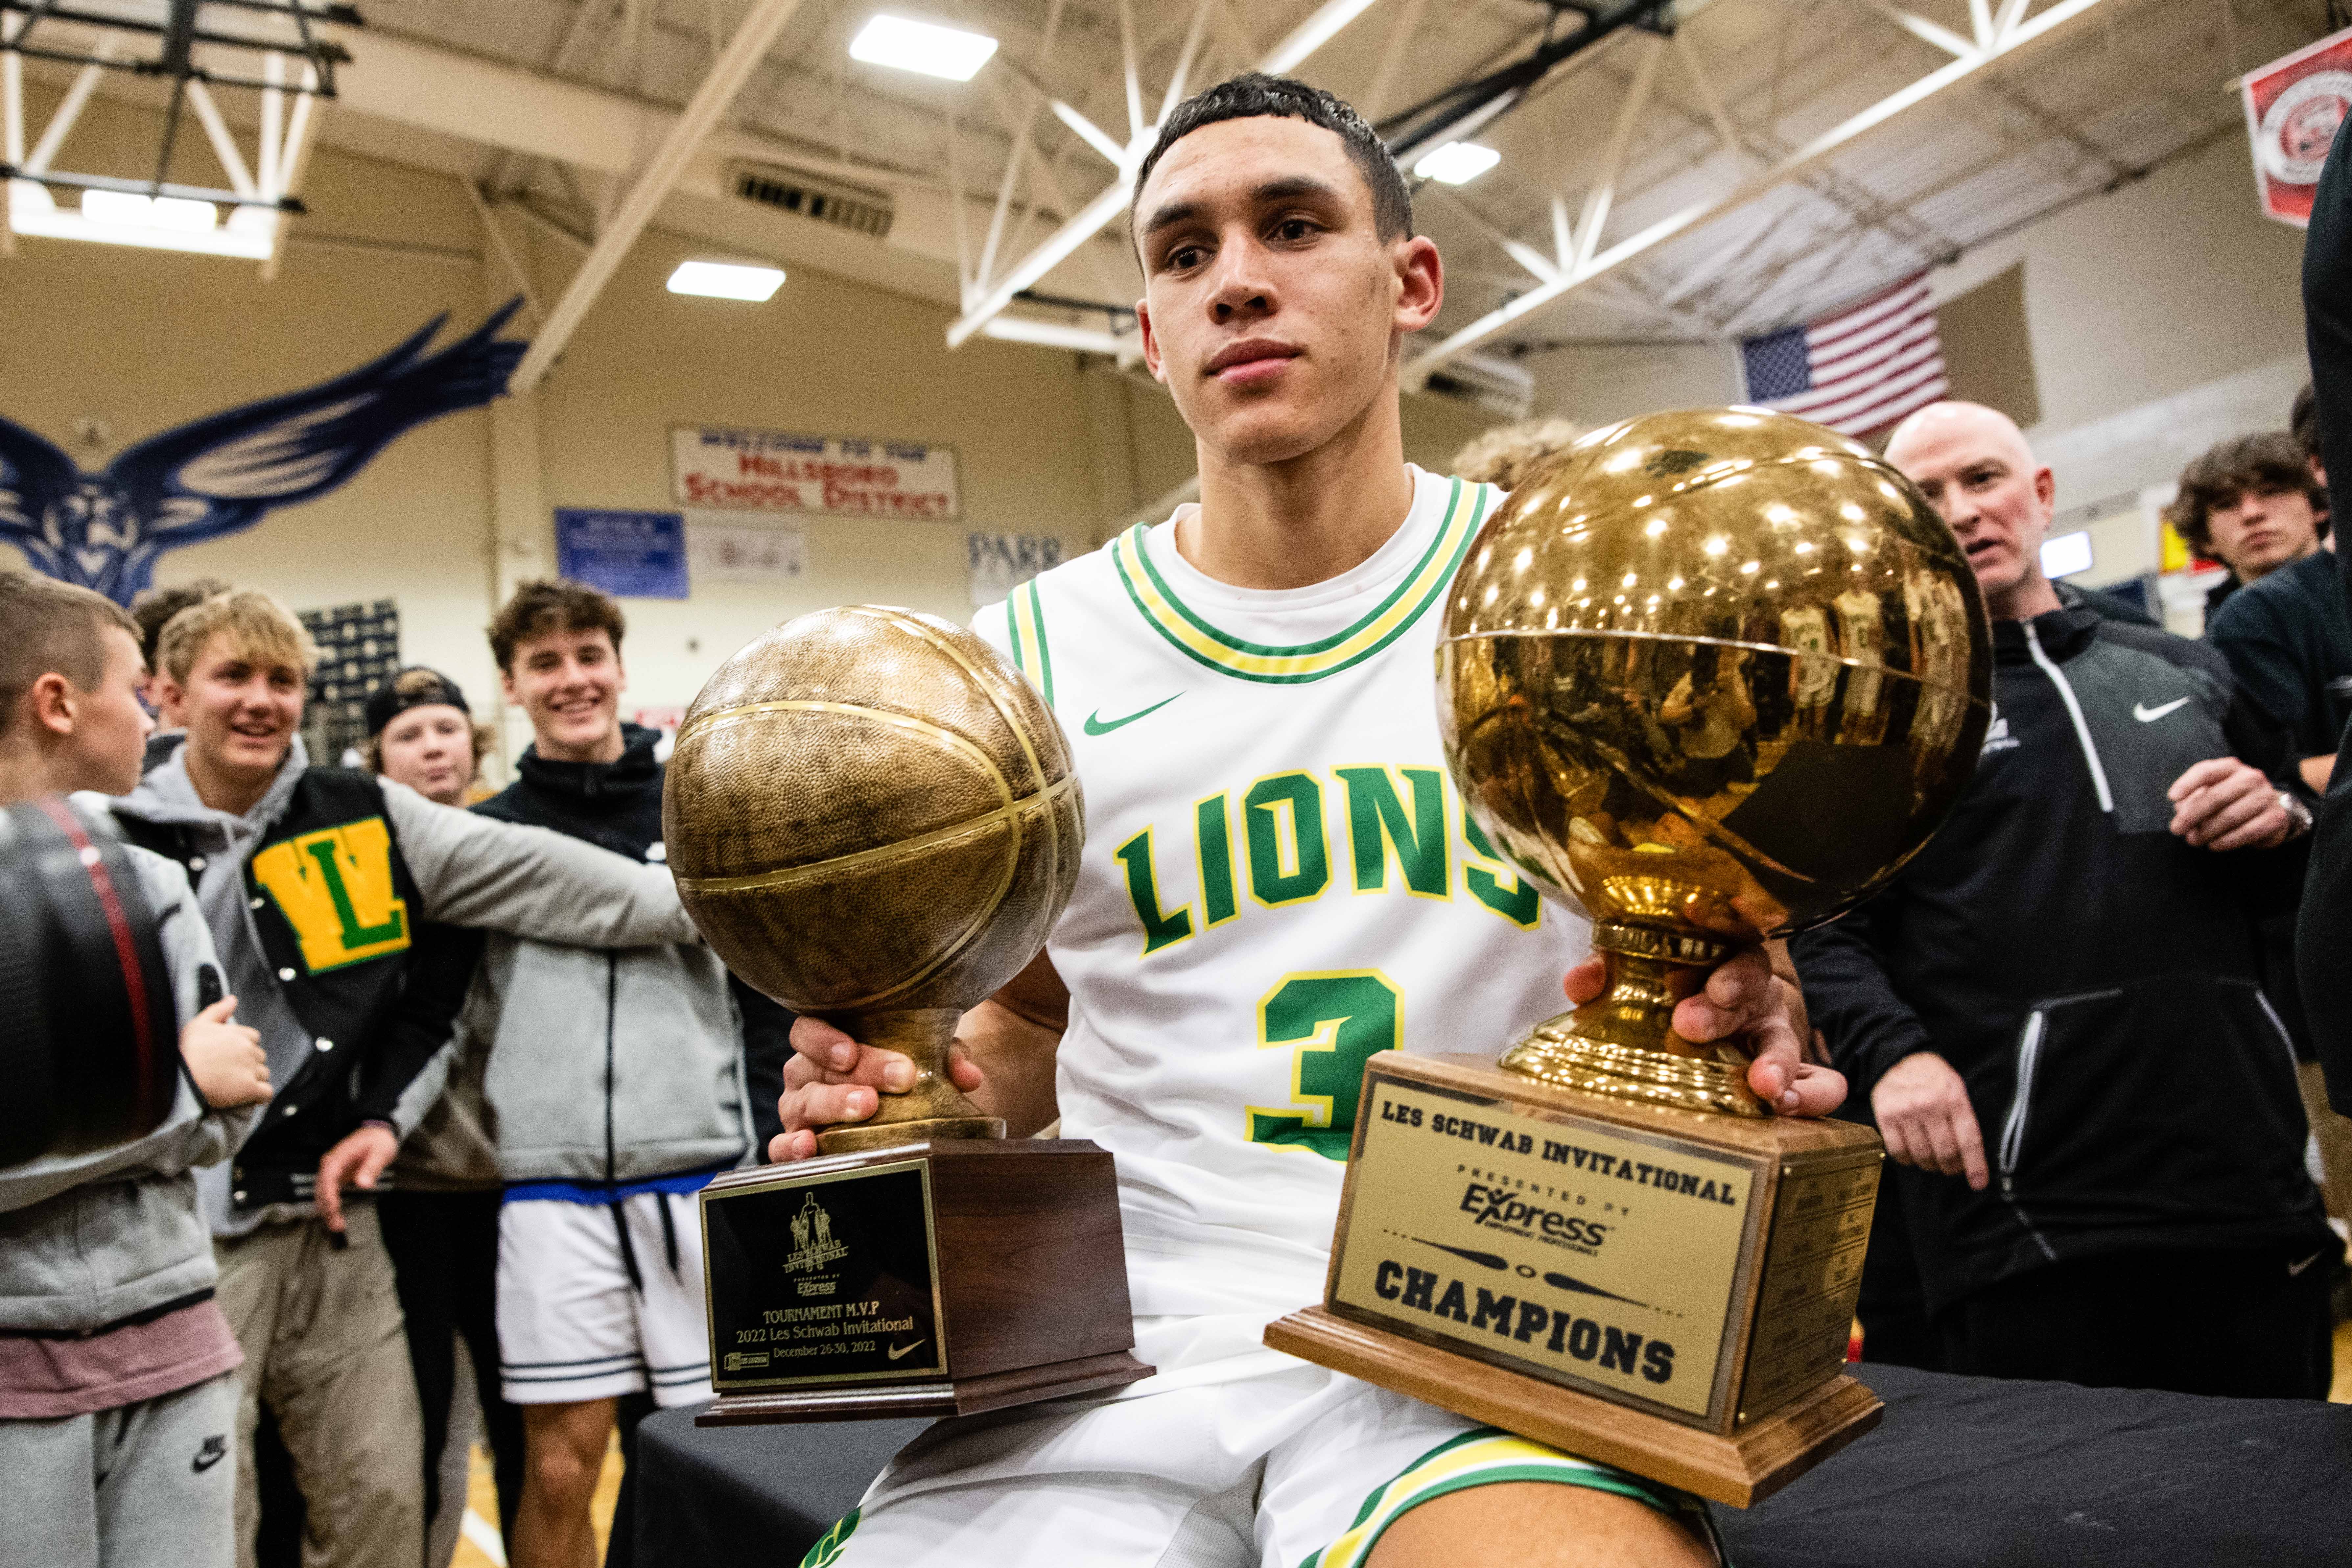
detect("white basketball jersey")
[977,466,1593,1334]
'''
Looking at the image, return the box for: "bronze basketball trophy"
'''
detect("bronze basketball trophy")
[666,605,1149,1423]
[1265,408,1992,1505]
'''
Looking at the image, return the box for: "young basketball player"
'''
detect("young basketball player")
[773,76,1843,1567]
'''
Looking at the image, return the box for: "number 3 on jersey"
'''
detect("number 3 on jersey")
[1246,971,1400,1160]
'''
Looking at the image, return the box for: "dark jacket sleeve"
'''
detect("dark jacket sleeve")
[1790,901,1934,1105]
[733,978,797,1158]
[2206,591,2317,753]
[352,921,488,1130]
[2301,124,2352,1114]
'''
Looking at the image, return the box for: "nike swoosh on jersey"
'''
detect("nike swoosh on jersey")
[1083,694,1180,736]
[2289,1250,2325,1277]
[886,1338,928,1361]
[2133,697,2191,722]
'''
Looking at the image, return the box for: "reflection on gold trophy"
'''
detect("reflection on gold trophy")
[667,607,1149,1422]
[1266,408,1991,1505]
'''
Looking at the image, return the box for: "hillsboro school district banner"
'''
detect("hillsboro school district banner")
[671,424,961,520]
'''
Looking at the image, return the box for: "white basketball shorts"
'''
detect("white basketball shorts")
[496,1183,715,1408]
[799,1322,1723,1568]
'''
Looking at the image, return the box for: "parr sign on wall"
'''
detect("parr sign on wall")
[671,424,961,520]
[2242,26,2352,227]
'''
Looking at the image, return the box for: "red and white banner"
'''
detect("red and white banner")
[670,423,961,520]
[2242,26,2352,227]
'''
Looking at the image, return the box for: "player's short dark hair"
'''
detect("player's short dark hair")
[2167,431,2329,550]
[1132,73,1411,251]
[488,578,626,672]
[129,577,228,673]
[2292,381,2323,472]
[0,572,139,737]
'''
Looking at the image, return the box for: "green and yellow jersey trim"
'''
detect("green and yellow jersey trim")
[1111,477,1495,685]
[1299,1428,1703,1568]
[1003,577,1055,707]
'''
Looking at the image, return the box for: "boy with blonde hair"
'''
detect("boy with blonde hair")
[113,587,705,1568]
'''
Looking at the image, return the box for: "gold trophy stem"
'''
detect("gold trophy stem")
[1497,923,1766,1117]
[814,1006,1006,1155]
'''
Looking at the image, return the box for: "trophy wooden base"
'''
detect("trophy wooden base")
[696,1139,1150,1426]
[1269,1053,1884,1507]
[1267,1307,1880,1506]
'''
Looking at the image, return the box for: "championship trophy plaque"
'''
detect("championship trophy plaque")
[666,606,1150,1424]
[1265,408,1992,1505]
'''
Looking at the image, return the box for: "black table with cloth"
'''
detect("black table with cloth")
[632,1365,2352,1566]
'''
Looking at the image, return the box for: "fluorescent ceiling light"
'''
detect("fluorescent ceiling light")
[667,259,786,301]
[83,189,219,232]
[849,15,999,82]
[1413,142,1501,186]
[9,180,270,258]
[2040,529,2094,579]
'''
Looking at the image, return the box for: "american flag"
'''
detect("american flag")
[1738,274,1948,438]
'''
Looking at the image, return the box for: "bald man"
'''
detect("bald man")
[1792,402,2333,1398]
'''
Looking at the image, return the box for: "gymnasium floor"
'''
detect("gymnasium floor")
[442,1324,2352,1566]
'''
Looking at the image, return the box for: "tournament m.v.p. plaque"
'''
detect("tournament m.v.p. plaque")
[699,1140,1149,1424]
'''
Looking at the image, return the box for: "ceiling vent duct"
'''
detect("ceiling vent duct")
[1423,353,1535,421]
[729,163,894,239]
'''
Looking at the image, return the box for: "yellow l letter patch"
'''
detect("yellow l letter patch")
[249,817,412,973]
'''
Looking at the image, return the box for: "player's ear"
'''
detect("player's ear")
[1393,235,1443,335]
[1137,297,1169,385]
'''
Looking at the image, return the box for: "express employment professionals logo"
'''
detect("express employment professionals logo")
[1459,1180,1614,1254]
[784,1191,849,1276]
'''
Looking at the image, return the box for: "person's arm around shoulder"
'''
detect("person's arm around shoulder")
[380,777,695,947]
[771,949,1067,1162]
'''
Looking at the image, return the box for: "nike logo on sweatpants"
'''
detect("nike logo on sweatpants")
[193,1436,228,1474]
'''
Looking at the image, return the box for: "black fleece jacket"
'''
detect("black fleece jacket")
[2300,127,2352,1113]
[1795,607,2326,1313]
[472,725,796,1153]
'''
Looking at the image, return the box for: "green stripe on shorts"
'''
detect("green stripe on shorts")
[1299,1429,1718,1568]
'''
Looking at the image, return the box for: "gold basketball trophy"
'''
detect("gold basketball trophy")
[666,606,1149,1423]
[1265,408,1991,1505]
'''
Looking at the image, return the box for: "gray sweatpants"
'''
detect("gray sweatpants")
[216,1204,425,1568]
[0,1370,239,1568]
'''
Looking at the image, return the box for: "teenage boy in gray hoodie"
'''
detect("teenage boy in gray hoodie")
[0,572,273,1568]
[465,579,788,1568]
[108,588,702,1568]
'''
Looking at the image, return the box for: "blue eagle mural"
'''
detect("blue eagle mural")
[0,299,527,604]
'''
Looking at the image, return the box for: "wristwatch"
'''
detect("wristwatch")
[2278,790,2315,841]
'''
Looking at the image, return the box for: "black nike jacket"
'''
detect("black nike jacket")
[1793,605,2328,1315]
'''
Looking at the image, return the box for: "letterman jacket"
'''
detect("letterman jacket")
[1793,605,2329,1315]
[109,738,697,1234]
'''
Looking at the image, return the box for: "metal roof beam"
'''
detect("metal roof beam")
[1404,0,2116,388]
[507,0,807,393]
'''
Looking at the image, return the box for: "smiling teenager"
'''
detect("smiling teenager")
[767,76,1841,1568]
[106,589,704,1568]
[468,581,794,1568]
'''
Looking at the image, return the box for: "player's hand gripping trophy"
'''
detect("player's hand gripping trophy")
[1268,407,1991,1505]
[665,606,1148,1422]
